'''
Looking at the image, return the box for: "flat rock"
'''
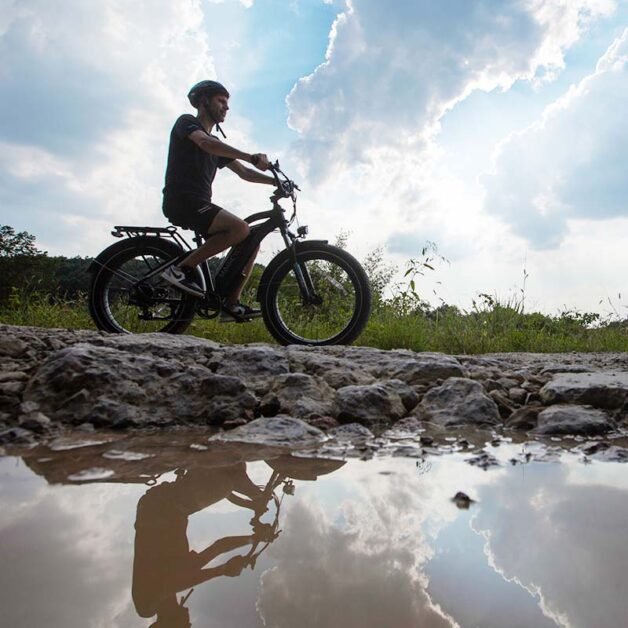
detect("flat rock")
[96,332,220,361]
[327,423,374,443]
[23,343,255,427]
[288,346,465,384]
[534,404,615,436]
[210,416,326,448]
[540,372,628,409]
[212,345,289,395]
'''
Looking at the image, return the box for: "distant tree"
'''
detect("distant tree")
[0,225,46,257]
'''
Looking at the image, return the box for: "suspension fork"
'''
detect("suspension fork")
[284,235,317,304]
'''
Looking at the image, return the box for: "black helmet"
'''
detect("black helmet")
[187,80,229,108]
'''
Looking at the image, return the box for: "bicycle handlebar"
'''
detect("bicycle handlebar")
[269,160,300,201]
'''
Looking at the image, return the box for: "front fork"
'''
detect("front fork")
[284,234,321,306]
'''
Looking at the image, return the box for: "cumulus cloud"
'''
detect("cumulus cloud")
[0,0,217,254]
[482,28,628,248]
[0,464,140,628]
[256,471,462,628]
[286,0,615,182]
[472,462,628,627]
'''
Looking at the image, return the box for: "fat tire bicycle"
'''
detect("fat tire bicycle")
[87,162,371,346]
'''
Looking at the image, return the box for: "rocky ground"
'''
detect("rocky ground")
[1,324,627,463]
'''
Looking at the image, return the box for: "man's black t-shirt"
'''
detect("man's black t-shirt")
[162,114,233,204]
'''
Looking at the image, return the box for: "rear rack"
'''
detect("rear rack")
[111,225,194,250]
[111,225,178,238]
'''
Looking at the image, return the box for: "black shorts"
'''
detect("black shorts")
[162,195,224,234]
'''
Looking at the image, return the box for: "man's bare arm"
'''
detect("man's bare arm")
[188,129,269,170]
[226,159,275,185]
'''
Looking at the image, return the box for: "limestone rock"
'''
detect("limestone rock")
[534,404,615,436]
[18,411,52,433]
[505,406,541,431]
[508,387,528,404]
[488,389,515,418]
[0,371,28,383]
[211,416,326,448]
[417,377,501,427]
[288,346,464,385]
[380,379,420,412]
[334,383,406,425]
[580,441,628,462]
[0,426,34,444]
[260,373,335,419]
[0,335,29,358]
[97,332,220,362]
[540,372,628,409]
[212,345,289,395]
[388,354,465,385]
[23,343,255,427]
[286,348,376,388]
[3,325,628,443]
[327,423,374,443]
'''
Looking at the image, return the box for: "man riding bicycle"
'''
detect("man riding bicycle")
[161,80,276,320]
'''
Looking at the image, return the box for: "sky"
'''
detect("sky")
[1,0,627,317]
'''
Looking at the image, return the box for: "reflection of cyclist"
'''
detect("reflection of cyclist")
[131,456,345,628]
[161,80,276,320]
[132,463,271,627]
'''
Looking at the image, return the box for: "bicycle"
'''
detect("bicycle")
[87,162,372,345]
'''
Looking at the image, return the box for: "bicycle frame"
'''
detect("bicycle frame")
[97,162,324,321]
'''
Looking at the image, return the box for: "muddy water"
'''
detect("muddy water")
[1,434,628,628]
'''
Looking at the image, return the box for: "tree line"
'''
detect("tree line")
[0,225,92,304]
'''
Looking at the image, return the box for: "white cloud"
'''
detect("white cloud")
[473,461,628,628]
[0,0,219,255]
[286,0,615,181]
[482,28,628,248]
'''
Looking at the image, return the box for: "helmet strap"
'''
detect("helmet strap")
[203,96,227,139]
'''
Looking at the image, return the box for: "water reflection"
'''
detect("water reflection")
[2,437,628,628]
[132,455,343,628]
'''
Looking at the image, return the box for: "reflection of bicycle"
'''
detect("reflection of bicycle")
[132,455,345,628]
[88,162,371,345]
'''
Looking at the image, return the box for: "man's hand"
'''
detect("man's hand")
[223,555,247,577]
[251,153,270,171]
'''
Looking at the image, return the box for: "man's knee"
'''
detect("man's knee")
[231,221,250,244]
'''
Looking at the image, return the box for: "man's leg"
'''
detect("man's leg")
[181,209,249,269]
[225,245,260,307]
[162,208,249,298]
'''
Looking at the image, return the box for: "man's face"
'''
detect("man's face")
[209,93,229,122]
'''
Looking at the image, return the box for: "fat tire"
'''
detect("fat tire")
[259,242,371,346]
[88,237,197,334]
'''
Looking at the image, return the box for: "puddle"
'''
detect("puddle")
[1,433,628,627]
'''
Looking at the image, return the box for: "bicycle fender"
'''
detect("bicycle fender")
[87,236,184,275]
[256,239,329,302]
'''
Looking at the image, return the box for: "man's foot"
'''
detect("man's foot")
[161,265,204,298]
[220,302,262,323]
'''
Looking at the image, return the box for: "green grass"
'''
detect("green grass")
[1,290,627,353]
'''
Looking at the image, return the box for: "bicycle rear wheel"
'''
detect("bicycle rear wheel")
[88,237,198,334]
[259,242,371,346]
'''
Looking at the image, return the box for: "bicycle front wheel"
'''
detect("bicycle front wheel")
[259,242,371,346]
[88,237,197,334]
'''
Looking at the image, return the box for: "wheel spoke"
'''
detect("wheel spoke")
[90,240,197,334]
[273,256,360,343]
